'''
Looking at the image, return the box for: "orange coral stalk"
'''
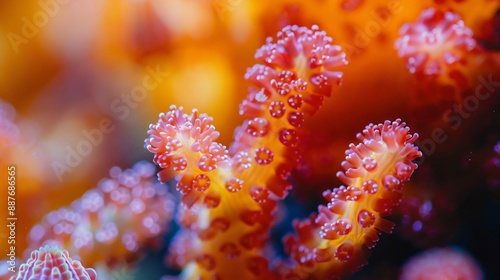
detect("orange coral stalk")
[282,119,422,279]
[145,25,347,279]
[26,162,174,267]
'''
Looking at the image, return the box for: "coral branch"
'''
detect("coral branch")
[282,120,422,279]
[145,25,347,279]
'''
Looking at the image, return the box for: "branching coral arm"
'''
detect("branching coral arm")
[282,119,422,279]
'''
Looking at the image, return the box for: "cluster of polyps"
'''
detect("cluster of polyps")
[283,120,422,279]
[145,25,422,279]
[26,162,174,267]
[395,8,476,75]
[10,246,97,280]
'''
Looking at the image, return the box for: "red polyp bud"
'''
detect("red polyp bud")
[271,75,295,96]
[211,217,231,233]
[240,232,259,250]
[383,174,402,191]
[313,246,335,263]
[254,147,274,165]
[198,154,217,172]
[247,256,269,276]
[276,163,293,180]
[395,162,413,181]
[170,156,188,171]
[358,210,376,228]
[240,210,262,226]
[198,227,217,240]
[250,186,270,204]
[287,111,305,128]
[246,117,271,137]
[181,190,203,208]
[279,129,299,147]
[295,245,316,267]
[345,186,362,201]
[203,192,221,208]
[334,186,362,201]
[225,177,244,193]
[269,101,286,118]
[334,242,354,262]
[192,174,211,191]
[176,174,193,194]
[362,156,377,171]
[310,72,342,89]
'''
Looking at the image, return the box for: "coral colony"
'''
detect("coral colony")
[8,25,423,279]
[2,2,499,280]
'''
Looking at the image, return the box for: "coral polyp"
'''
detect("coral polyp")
[0,100,18,151]
[10,245,97,280]
[395,8,476,75]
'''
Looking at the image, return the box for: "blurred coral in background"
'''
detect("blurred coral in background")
[1,0,499,279]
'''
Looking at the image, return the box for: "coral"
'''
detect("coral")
[400,247,483,280]
[146,25,422,279]
[146,25,348,279]
[282,120,421,279]
[394,7,476,76]
[26,162,174,267]
[10,245,97,280]
[2,1,498,279]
